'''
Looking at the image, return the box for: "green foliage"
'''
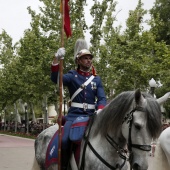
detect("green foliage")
[149,0,170,117]
[150,0,170,44]
[0,30,14,66]
[0,0,170,118]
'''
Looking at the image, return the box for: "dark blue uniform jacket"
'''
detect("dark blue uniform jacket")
[51,64,106,121]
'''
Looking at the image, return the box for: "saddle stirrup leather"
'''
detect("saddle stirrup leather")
[70,152,78,170]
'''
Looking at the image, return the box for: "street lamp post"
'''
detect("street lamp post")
[14,103,18,133]
[3,108,6,131]
[149,78,158,157]
[10,112,13,131]
[149,78,157,98]
[24,103,28,133]
[0,112,1,131]
[43,95,48,130]
[10,112,13,122]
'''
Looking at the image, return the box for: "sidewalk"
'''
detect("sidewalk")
[0,134,35,170]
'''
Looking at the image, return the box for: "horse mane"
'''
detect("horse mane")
[93,91,162,139]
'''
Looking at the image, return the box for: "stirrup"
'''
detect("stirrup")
[61,167,67,170]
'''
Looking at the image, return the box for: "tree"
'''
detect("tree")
[0,31,22,108]
[150,0,170,117]
[1,0,170,119]
[150,0,170,44]
[0,30,16,67]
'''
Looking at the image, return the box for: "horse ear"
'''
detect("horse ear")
[157,92,170,105]
[135,89,145,106]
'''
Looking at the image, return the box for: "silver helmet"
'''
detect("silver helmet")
[76,49,93,59]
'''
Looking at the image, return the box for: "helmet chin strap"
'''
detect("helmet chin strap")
[79,65,96,76]
[79,68,90,72]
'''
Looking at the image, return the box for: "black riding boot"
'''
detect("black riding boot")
[61,149,70,170]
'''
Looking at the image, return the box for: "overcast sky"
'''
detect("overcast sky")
[0,0,155,44]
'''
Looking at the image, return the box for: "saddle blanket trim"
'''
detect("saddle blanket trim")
[45,127,64,168]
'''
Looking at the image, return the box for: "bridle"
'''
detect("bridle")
[122,107,151,170]
[80,107,151,170]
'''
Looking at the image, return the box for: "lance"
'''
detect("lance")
[58,0,65,169]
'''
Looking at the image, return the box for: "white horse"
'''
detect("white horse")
[32,89,163,170]
[148,92,170,170]
[148,128,170,170]
[148,127,170,170]
[159,127,170,167]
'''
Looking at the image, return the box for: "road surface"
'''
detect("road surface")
[0,134,35,170]
[0,133,155,170]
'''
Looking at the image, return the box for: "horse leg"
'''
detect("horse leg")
[31,156,40,170]
[70,152,78,170]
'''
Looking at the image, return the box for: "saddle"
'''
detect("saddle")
[45,116,90,169]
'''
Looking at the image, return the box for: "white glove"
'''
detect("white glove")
[96,109,102,114]
[55,47,65,60]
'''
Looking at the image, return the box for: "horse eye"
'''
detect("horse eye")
[134,123,141,130]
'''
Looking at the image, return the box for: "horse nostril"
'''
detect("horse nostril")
[133,163,140,170]
[116,164,120,169]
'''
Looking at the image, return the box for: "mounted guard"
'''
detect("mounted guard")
[50,38,107,169]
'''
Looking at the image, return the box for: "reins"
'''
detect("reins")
[87,141,123,170]
[79,106,151,170]
[80,114,122,170]
[105,134,128,169]
[105,134,128,161]
[79,114,95,170]
[80,114,126,170]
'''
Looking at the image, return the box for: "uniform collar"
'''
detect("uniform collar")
[77,69,91,76]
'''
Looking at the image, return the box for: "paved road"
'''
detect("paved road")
[0,134,35,170]
[0,133,155,170]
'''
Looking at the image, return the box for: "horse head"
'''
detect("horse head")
[121,89,162,170]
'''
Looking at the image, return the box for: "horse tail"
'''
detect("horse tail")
[31,156,40,170]
[148,141,169,170]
